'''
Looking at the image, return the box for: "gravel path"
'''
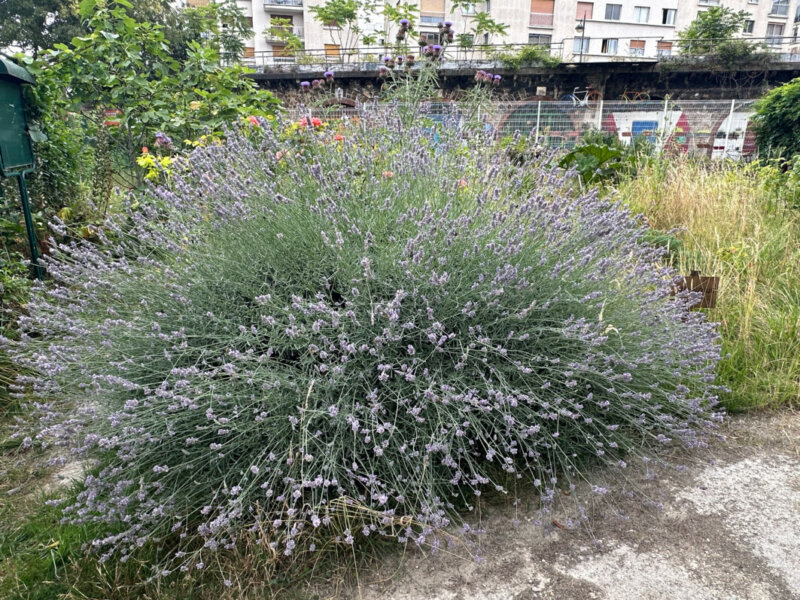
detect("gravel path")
[334,411,800,600]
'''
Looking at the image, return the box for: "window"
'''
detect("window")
[461,3,476,14]
[573,37,590,53]
[743,19,755,33]
[657,40,672,56]
[245,17,254,29]
[699,0,720,5]
[766,23,784,44]
[605,3,621,19]
[601,38,618,53]
[634,6,650,22]
[629,39,645,55]
[770,0,789,16]
[243,46,255,58]
[662,8,676,24]
[528,33,552,45]
[324,44,341,57]
[531,0,555,26]
[420,0,445,24]
[577,2,594,19]
[419,31,439,44]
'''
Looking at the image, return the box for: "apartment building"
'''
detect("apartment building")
[179,0,798,62]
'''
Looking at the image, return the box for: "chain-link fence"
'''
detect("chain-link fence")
[293,99,759,160]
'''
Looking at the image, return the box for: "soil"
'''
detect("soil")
[330,410,800,600]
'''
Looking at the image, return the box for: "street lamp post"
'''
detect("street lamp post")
[575,14,586,63]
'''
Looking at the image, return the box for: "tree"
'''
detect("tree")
[0,0,84,57]
[25,0,278,186]
[309,0,364,57]
[753,77,800,157]
[677,7,750,54]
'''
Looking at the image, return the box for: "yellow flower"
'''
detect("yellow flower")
[189,101,202,111]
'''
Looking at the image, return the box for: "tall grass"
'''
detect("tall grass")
[617,157,800,411]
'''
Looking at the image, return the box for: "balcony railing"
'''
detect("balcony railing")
[530,12,555,27]
[265,26,304,42]
[420,12,445,25]
[264,0,303,7]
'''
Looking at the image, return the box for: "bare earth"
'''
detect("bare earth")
[334,411,800,600]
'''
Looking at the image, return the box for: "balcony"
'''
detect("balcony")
[264,0,303,9]
[265,26,304,42]
[530,12,555,27]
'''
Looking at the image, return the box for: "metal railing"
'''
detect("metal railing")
[265,26,304,42]
[235,36,800,69]
[529,12,555,27]
[264,0,303,7]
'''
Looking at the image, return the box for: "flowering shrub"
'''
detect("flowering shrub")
[5,112,723,576]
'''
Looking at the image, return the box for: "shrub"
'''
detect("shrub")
[754,77,800,158]
[5,113,723,577]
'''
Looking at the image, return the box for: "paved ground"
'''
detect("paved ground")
[336,411,800,600]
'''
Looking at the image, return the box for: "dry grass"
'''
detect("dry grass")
[617,157,800,410]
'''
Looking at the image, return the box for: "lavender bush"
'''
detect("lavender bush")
[4,112,723,576]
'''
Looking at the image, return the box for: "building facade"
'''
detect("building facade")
[179,0,799,63]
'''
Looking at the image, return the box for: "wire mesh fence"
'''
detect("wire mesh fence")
[292,99,759,160]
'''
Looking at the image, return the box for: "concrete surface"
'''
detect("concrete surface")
[335,411,800,600]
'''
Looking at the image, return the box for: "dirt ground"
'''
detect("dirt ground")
[333,411,800,600]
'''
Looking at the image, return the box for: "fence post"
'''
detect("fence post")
[536,100,541,143]
[597,99,604,130]
[723,98,735,156]
[659,96,669,151]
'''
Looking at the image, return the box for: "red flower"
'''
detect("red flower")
[334,134,344,142]
[298,117,324,128]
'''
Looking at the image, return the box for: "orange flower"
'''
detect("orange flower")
[382,171,394,179]
[142,146,149,154]
[334,134,344,142]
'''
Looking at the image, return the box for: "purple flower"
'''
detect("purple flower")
[399,19,410,26]
[154,132,173,148]
[300,81,311,90]
[323,70,334,80]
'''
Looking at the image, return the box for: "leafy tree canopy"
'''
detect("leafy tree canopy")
[677,6,750,54]
[754,77,800,158]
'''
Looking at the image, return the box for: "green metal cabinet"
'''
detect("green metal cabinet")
[0,56,42,278]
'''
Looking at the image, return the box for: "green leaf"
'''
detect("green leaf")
[78,0,98,19]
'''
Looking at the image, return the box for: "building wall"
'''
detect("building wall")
[199,0,798,61]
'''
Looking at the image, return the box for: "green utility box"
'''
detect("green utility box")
[0,56,42,278]
[0,57,36,177]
